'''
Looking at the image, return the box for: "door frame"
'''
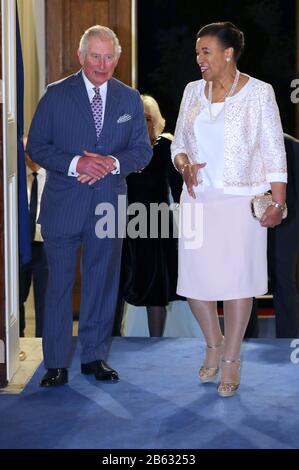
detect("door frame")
[0,0,7,388]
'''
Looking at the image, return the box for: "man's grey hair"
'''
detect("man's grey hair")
[79,25,122,56]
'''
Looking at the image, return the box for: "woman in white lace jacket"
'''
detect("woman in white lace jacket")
[171,21,287,397]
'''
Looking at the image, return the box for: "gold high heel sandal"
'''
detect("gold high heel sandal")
[198,336,224,383]
[217,358,241,397]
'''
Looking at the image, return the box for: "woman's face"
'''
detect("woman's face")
[196,35,232,81]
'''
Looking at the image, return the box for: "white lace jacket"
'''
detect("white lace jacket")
[171,77,287,195]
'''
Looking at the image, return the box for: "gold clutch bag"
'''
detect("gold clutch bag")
[251,193,287,220]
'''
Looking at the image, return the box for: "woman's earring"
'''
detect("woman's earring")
[226,57,231,63]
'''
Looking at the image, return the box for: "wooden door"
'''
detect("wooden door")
[46,0,133,86]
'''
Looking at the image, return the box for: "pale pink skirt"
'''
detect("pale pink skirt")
[177,188,268,300]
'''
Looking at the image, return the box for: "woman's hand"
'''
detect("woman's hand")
[182,162,206,199]
[262,181,287,227]
[260,205,283,228]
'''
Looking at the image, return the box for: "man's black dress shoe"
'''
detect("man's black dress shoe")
[40,368,68,387]
[81,359,119,381]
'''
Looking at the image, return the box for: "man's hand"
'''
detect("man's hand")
[77,152,116,185]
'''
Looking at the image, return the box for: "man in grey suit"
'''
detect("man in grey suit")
[27,25,152,386]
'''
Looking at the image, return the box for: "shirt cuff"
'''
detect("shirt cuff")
[110,156,120,174]
[68,155,81,177]
[266,172,288,183]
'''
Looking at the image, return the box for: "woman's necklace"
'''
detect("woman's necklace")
[208,70,240,121]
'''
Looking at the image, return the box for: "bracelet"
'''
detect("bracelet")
[180,163,191,175]
[271,201,286,211]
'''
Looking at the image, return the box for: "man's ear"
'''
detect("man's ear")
[77,49,84,66]
[113,55,120,68]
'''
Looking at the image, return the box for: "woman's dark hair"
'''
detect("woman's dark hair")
[196,22,245,61]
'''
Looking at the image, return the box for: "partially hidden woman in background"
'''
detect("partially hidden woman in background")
[120,95,183,336]
[171,22,287,396]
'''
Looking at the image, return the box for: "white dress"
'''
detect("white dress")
[177,81,268,300]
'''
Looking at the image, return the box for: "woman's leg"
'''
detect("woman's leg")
[188,299,223,368]
[221,297,253,384]
[146,306,167,337]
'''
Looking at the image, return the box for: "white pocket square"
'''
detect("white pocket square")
[117,114,132,123]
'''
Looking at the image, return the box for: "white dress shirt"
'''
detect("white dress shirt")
[68,71,120,177]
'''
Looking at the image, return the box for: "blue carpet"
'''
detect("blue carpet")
[0,337,298,449]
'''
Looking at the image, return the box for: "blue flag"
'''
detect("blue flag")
[16,1,31,265]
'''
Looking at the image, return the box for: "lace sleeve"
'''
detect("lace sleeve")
[259,84,287,182]
[171,83,193,163]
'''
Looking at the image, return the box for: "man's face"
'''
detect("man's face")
[78,37,120,86]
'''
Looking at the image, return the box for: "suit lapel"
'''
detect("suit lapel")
[70,71,96,135]
[69,74,122,141]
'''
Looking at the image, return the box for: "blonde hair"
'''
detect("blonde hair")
[79,25,122,57]
[141,95,165,140]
